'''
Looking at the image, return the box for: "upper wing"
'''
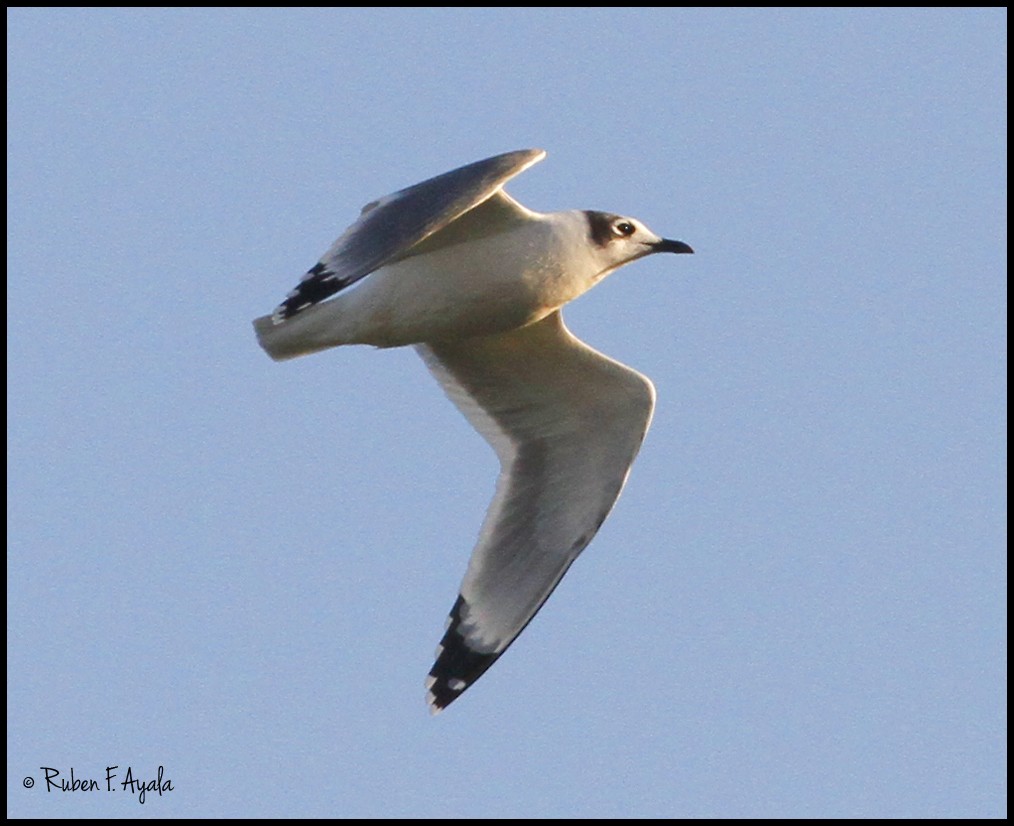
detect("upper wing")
[268,149,545,323]
[416,311,656,712]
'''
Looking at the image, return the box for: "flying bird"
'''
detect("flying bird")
[253,149,693,712]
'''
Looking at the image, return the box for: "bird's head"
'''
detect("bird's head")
[582,211,693,278]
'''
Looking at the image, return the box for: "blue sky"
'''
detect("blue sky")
[7,7,1006,818]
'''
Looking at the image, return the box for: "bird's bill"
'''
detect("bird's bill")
[653,238,694,254]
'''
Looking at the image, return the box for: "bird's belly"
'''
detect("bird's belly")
[341,241,573,347]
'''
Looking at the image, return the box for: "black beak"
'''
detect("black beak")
[653,238,694,254]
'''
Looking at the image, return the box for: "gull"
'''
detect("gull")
[253,149,693,713]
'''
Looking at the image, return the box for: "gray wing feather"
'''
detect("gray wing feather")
[417,311,655,711]
[271,149,545,321]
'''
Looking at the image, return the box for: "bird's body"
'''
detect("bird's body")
[256,194,628,355]
[253,150,692,712]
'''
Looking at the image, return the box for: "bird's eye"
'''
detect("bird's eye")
[612,221,636,237]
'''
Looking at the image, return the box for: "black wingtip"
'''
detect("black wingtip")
[425,595,501,714]
[272,261,354,321]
